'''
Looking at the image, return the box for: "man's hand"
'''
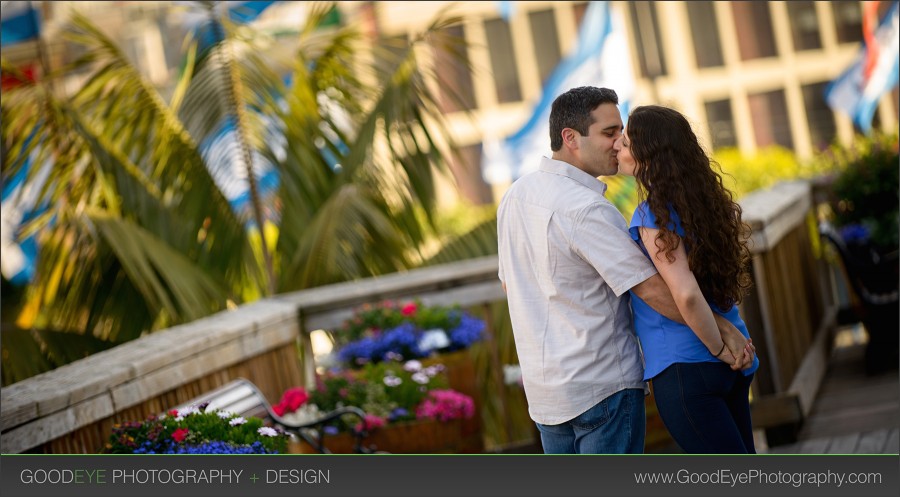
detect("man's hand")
[713,315,756,370]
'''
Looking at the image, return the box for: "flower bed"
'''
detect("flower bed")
[105,404,288,454]
[330,299,486,367]
[289,418,469,454]
[276,357,478,453]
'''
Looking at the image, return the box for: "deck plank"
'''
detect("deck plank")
[883,428,899,454]
[856,429,890,454]
[825,433,859,454]
[763,337,899,454]
[796,437,831,454]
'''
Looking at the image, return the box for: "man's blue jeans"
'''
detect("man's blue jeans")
[535,388,645,454]
[652,362,756,453]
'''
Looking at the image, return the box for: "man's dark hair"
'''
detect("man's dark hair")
[548,86,618,151]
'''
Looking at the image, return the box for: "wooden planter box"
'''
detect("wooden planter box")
[290,349,485,454]
[290,418,475,454]
[422,349,483,452]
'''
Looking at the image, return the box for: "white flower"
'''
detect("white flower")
[417,329,449,351]
[423,365,442,377]
[217,410,234,419]
[229,417,247,426]
[181,406,199,417]
[403,360,423,372]
[280,404,322,425]
[384,375,402,387]
[503,364,523,386]
[412,372,430,384]
[258,427,278,437]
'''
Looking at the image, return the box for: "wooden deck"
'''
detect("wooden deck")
[765,327,900,454]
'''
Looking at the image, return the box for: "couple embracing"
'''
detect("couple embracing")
[497,86,759,454]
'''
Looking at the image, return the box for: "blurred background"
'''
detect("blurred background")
[1,1,897,454]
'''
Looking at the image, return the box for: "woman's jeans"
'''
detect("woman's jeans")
[652,362,756,454]
[535,388,645,454]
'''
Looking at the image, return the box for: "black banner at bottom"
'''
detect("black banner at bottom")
[1,454,898,497]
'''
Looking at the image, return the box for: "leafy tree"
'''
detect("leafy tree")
[0,3,468,385]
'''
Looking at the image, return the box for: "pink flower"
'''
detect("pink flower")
[171,428,189,443]
[167,409,178,418]
[415,390,475,422]
[355,414,386,432]
[401,302,418,316]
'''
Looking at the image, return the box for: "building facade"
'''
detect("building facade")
[10,1,899,206]
[353,1,899,204]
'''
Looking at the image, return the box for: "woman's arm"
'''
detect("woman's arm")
[638,226,736,364]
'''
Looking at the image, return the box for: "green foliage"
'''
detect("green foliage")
[822,132,900,252]
[308,360,449,424]
[105,408,288,454]
[0,3,469,384]
[713,146,831,200]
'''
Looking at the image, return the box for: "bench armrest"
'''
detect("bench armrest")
[271,406,373,454]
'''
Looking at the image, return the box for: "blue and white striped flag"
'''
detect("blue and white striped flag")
[482,1,635,184]
[825,1,899,134]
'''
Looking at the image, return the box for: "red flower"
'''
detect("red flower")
[171,428,189,443]
[401,302,417,316]
[274,387,310,415]
[167,409,178,417]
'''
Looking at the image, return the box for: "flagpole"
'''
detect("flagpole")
[29,0,53,93]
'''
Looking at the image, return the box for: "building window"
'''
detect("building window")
[484,17,522,103]
[787,1,822,51]
[432,25,475,113]
[705,99,737,149]
[748,89,793,149]
[802,82,837,151]
[450,143,493,205]
[528,9,562,86]
[833,1,864,44]
[686,1,724,68]
[628,1,667,77]
[732,1,777,60]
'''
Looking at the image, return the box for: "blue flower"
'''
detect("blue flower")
[839,223,871,244]
[448,313,485,350]
[388,407,410,421]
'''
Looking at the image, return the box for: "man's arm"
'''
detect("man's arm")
[631,273,753,370]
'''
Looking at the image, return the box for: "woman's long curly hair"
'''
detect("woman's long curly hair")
[627,105,752,309]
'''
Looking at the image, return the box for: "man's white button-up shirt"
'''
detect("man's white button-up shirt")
[498,156,657,425]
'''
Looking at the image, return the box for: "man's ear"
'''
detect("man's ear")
[561,128,579,150]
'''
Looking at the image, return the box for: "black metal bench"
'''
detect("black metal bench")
[172,378,377,453]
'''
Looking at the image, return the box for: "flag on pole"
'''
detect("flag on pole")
[482,1,636,184]
[825,1,899,134]
[0,1,41,46]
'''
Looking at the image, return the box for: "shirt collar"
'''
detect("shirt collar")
[538,156,608,196]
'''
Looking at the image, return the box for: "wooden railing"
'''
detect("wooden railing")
[738,180,837,435]
[0,300,305,454]
[0,180,835,453]
[0,257,505,454]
